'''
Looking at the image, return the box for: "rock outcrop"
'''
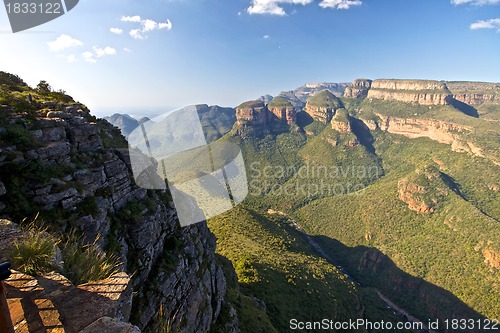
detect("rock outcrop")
[367,79,452,105]
[234,99,296,137]
[0,103,232,332]
[276,82,349,111]
[235,100,268,127]
[304,90,343,124]
[397,166,451,214]
[267,97,296,125]
[5,269,137,333]
[373,114,492,161]
[344,79,372,98]
[330,109,352,133]
[446,81,500,105]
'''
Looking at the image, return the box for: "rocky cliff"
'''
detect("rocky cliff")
[304,90,343,124]
[330,108,352,133]
[446,81,500,105]
[234,99,296,137]
[343,79,372,98]
[0,95,233,332]
[367,79,452,106]
[275,82,349,111]
[267,97,296,125]
[371,114,497,165]
[235,100,268,127]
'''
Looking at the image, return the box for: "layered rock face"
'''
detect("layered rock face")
[267,97,296,125]
[446,81,500,105]
[304,90,343,124]
[373,114,498,165]
[235,100,268,127]
[367,79,452,105]
[344,79,372,98]
[234,99,296,138]
[0,105,230,332]
[331,109,352,133]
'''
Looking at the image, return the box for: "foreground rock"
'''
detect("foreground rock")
[5,270,134,333]
[0,101,232,331]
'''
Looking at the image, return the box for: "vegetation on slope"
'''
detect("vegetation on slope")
[295,132,500,321]
[306,90,343,109]
[208,205,408,332]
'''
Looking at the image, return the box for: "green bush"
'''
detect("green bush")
[11,228,58,276]
[62,235,121,285]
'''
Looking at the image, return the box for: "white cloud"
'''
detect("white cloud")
[158,20,173,30]
[124,47,132,53]
[121,15,142,22]
[82,51,96,64]
[470,18,500,31]
[451,0,500,4]
[246,0,361,15]
[130,29,144,40]
[247,0,313,16]
[319,0,362,9]
[110,27,123,35]
[47,34,83,52]
[121,15,172,39]
[94,46,117,57]
[81,47,116,63]
[66,54,77,63]
[263,35,270,39]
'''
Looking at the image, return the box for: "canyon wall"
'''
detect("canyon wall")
[0,105,232,332]
[344,79,372,98]
[373,114,495,164]
[304,90,343,124]
[367,79,452,106]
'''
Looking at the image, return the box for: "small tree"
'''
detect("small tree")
[36,80,52,95]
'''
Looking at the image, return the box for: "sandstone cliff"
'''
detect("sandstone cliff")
[304,90,343,124]
[330,109,352,133]
[344,79,372,98]
[369,113,500,166]
[267,97,296,125]
[235,100,268,127]
[367,79,452,106]
[0,101,233,332]
[234,99,296,137]
[446,81,500,105]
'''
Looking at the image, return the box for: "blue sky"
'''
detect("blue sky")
[1,0,499,116]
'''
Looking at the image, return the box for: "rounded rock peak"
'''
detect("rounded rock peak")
[306,90,342,108]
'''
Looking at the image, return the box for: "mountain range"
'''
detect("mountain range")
[0,71,498,332]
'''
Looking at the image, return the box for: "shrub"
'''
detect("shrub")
[62,235,121,285]
[11,227,58,276]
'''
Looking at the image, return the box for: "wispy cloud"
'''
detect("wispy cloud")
[81,46,117,64]
[247,0,313,16]
[470,18,500,31]
[319,0,362,9]
[110,27,123,35]
[66,54,77,63]
[246,0,361,15]
[451,0,500,4]
[47,34,83,52]
[82,51,96,64]
[263,34,270,39]
[94,46,117,57]
[121,15,172,39]
[121,15,142,22]
[130,29,144,40]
